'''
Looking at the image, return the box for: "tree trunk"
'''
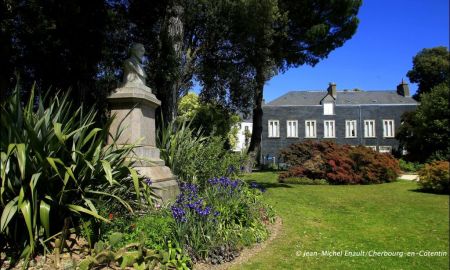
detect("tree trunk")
[246,65,265,170]
[161,4,184,124]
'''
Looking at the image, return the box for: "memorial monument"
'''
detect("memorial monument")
[107,43,179,201]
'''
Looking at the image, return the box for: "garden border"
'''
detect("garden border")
[194,216,283,270]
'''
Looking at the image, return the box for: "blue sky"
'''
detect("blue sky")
[264,0,449,102]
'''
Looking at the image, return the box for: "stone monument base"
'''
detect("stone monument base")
[135,163,179,202]
[108,86,179,202]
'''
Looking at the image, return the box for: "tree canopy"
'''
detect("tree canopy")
[407,46,450,100]
[196,0,362,161]
[397,82,450,162]
[1,0,361,155]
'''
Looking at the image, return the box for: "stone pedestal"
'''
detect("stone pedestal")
[108,86,179,202]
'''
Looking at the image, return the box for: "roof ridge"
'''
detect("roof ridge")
[265,90,418,106]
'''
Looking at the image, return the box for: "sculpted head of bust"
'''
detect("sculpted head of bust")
[122,43,147,88]
[130,43,145,60]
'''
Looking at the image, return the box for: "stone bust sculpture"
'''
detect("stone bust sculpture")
[122,43,147,88]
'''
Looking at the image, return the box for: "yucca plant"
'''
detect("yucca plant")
[0,85,154,260]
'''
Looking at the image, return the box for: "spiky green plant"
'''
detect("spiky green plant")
[156,117,247,186]
[0,85,154,260]
[157,117,206,183]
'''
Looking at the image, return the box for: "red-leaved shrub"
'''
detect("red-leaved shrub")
[279,141,400,184]
[418,161,449,193]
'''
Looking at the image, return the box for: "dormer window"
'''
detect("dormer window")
[323,102,334,115]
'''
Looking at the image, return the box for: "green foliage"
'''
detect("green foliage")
[399,159,423,173]
[171,179,274,262]
[397,83,450,162]
[157,117,205,183]
[279,141,400,184]
[279,177,328,185]
[78,238,191,270]
[177,92,241,148]
[103,210,176,251]
[0,87,153,259]
[418,161,450,194]
[157,117,247,185]
[0,0,125,110]
[178,92,201,121]
[407,46,450,99]
[158,241,191,270]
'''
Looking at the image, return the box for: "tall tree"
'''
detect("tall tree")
[199,0,361,163]
[397,82,449,161]
[407,46,450,100]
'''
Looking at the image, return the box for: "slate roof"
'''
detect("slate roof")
[265,90,418,106]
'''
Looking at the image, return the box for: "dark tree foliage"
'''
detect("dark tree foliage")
[396,82,450,162]
[407,46,450,100]
[1,0,361,140]
[1,0,111,107]
[128,0,176,122]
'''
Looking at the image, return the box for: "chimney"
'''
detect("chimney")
[397,79,410,97]
[327,82,337,98]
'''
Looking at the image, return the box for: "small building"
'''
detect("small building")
[234,118,253,152]
[261,81,418,163]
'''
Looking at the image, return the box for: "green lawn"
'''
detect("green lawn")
[234,172,449,270]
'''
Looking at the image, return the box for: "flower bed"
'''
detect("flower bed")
[171,177,274,264]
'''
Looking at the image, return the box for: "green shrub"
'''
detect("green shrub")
[157,118,247,186]
[418,161,449,193]
[119,210,175,250]
[279,177,328,185]
[279,141,400,184]
[399,159,423,172]
[0,87,154,260]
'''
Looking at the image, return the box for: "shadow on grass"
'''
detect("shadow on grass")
[408,188,450,195]
[245,179,293,189]
[252,168,287,173]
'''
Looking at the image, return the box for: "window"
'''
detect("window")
[379,146,392,153]
[366,145,377,151]
[323,120,335,138]
[323,102,334,115]
[383,120,395,138]
[286,120,298,138]
[345,120,357,138]
[268,120,279,138]
[305,120,316,138]
[244,125,249,132]
[364,120,376,137]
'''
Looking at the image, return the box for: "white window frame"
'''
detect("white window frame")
[268,120,279,138]
[383,119,395,138]
[364,120,376,138]
[366,145,377,151]
[286,120,298,138]
[323,102,334,115]
[379,146,392,153]
[323,120,335,138]
[305,120,317,138]
[345,120,357,138]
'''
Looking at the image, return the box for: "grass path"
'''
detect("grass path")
[233,172,449,270]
